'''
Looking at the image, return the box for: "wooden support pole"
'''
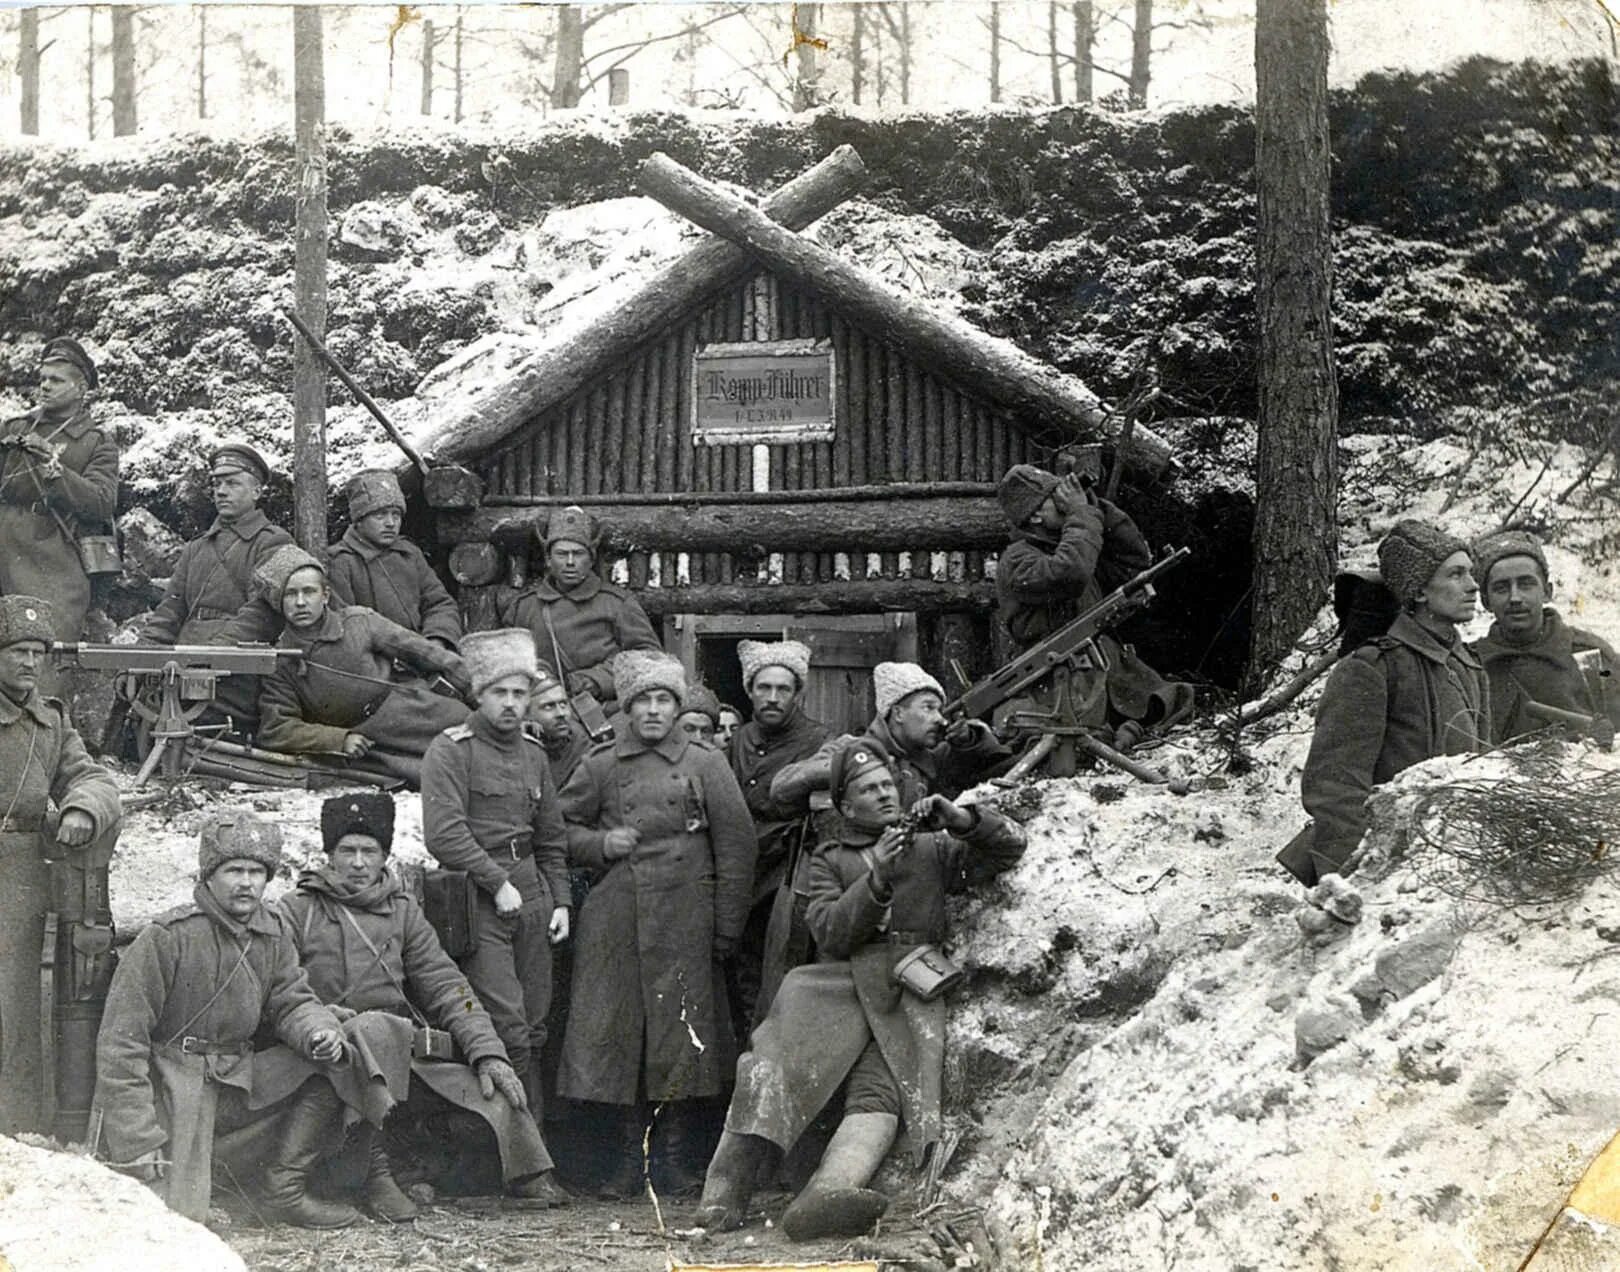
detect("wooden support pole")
[636,578,997,617]
[419,146,870,465]
[291,7,328,552]
[638,152,1175,480]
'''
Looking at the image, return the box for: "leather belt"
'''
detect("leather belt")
[489,834,534,862]
[176,1036,252,1056]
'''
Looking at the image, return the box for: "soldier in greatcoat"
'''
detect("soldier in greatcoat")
[698,742,1025,1238]
[0,595,122,1134]
[0,339,118,645]
[280,792,566,1217]
[1282,520,1490,885]
[557,650,757,1197]
[326,469,462,649]
[255,546,473,785]
[529,670,593,787]
[91,811,356,1227]
[420,629,572,1196]
[496,505,660,706]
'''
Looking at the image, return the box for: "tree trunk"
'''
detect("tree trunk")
[110,6,136,136]
[421,147,868,465]
[637,153,1173,478]
[196,7,207,119]
[453,9,464,122]
[1129,0,1152,108]
[851,4,864,105]
[989,2,1001,103]
[292,5,329,553]
[898,4,912,104]
[19,8,40,135]
[1073,0,1093,102]
[1048,1,1063,103]
[85,8,95,139]
[552,4,583,108]
[792,3,819,111]
[420,18,434,115]
[1248,0,1337,693]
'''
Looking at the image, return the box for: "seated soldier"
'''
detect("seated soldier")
[995,457,1194,749]
[327,469,462,650]
[697,743,1026,1237]
[1282,520,1490,885]
[279,792,566,1217]
[91,811,356,1227]
[255,545,472,785]
[676,682,723,744]
[496,505,660,707]
[1470,530,1619,744]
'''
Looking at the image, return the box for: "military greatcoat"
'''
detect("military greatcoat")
[0,405,119,641]
[326,527,462,648]
[0,686,122,1134]
[497,571,660,702]
[142,509,292,646]
[557,731,757,1104]
[1473,607,1620,744]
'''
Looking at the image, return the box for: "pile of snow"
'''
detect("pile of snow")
[0,1134,244,1271]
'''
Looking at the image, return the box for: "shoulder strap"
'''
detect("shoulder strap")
[334,899,428,1026]
[161,936,255,1047]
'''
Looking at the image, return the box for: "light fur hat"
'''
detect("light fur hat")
[197,809,283,880]
[462,628,541,697]
[874,661,946,718]
[543,505,597,556]
[253,544,325,606]
[1377,519,1467,605]
[0,595,56,649]
[615,648,686,706]
[680,682,723,725]
[346,468,406,521]
[738,638,812,689]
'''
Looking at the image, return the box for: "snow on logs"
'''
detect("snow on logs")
[637,151,1175,481]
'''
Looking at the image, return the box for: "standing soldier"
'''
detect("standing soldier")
[558,650,757,1197]
[326,468,462,649]
[0,595,122,1134]
[528,668,593,787]
[420,627,571,1211]
[498,505,660,707]
[0,338,119,644]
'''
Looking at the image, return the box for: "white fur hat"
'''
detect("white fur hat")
[462,628,540,697]
[615,649,686,706]
[873,661,945,718]
[738,638,812,689]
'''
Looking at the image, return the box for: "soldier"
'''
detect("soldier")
[716,704,744,752]
[1283,520,1490,885]
[0,338,119,646]
[557,650,757,1197]
[280,792,566,1217]
[255,546,472,785]
[677,682,724,744]
[0,595,122,1134]
[326,468,462,649]
[420,628,572,1187]
[1470,530,1620,744]
[497,505,660,706]
[698,742,1026,1237]
[528,666,594,786]
[91,811,355,1227]
[727,640,829,1026]
[995,458,1194,749]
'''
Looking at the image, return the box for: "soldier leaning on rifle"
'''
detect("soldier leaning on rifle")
[279,792,566,1218]
[91,811,355,1227]
[496,505,661,707]
[419,628,571,1209]
[0,338,118,647]
[0,595,122,1135]
[255,545,473,785]
[326,468,462,650]
[697,741,1026,1238]
[1470,529,1620,745]
[1283,520,1490,886]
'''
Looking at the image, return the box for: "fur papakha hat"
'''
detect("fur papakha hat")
[542,505,597,556]
[321,792,396,855]
[874,661,946,718]
[680,682,723,725]
[997,464,1061,527]
[738,638,811,689]
[462,628,541,697]
[615,649,686,707]
[0,595,56,649]
[346,468,406,521]
[1376,519,1467,605]
[198,809,283,880]
[1470,530,1549,590]
[253,544,325,606]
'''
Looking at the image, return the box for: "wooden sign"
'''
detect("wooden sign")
[693,338,836,444]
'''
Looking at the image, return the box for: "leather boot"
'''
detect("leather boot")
[652,1102,708,1197]
[507,1169,570,1209]
[597,1108,648,1200]
[695,1130,768,1231]
[358,1124,419,1223]
[780,1112,897,1242]
[260,1081,362,1229]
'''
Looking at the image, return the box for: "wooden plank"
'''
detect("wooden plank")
[847,324,868,484]
[638,578,997,616]
[622,358,645,498]
[906,361,926,481]
[657,334,678,493]
[942,385,962,481]
[589,384,611,495]
[676,322,696,492]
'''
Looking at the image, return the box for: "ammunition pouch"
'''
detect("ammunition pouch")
[423,869,479,960]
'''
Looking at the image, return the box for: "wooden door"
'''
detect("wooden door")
[788,616,917,736]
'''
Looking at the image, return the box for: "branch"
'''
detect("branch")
[580,4,633,33]
[579,5,747,77]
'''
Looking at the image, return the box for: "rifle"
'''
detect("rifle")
[52,643,304,787]
[946,547,1191,785]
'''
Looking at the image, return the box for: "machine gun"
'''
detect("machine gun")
[52,642,303,787]
[946,547,1191,784]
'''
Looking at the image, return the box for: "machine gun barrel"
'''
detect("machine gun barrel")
[51,642,301,675]
[946,546,1191,722]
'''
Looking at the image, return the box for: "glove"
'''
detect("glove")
[712,933,737,962]
[444,664,474,699]
[327,1004,358,1023]
[477,1057,528,1110]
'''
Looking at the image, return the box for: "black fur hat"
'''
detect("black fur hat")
[320,792,396,855]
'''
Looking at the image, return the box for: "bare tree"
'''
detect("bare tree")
[19,7,44,135]
[988,2,1002,102]
[1249,0,1338,690]
[791,2,822,111]
[292,4,329,551]
[552,4,585,107]
[1048,1,1063,102]
[420,17,434,115]
[851,3,865,104]
[1128,0,1151,107]
[196,7,207,119]
[111,5,137,135]
[453,9,464,122]
[1073,0,1094,101]
[85,7,95,138]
